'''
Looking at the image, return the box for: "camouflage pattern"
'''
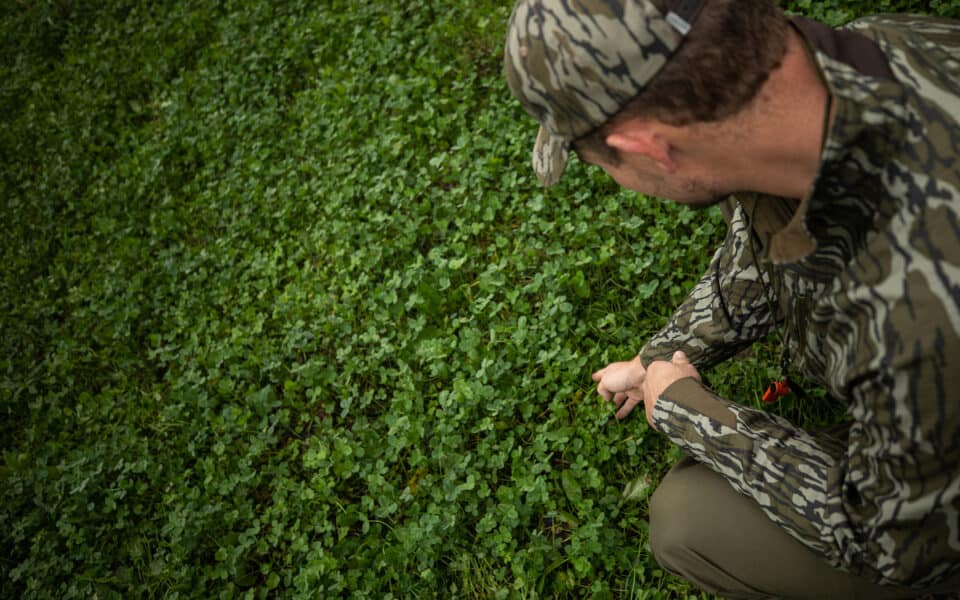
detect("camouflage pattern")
[504,0,690,186]
[641,15,960,589]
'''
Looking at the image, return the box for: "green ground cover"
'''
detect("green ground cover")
[2,1,957,597]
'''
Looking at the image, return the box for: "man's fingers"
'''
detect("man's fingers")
[613,391,627,407]
[616,395,642,420]
[596,382,613,402]
[593,359,648,412]
[669,350,701,381]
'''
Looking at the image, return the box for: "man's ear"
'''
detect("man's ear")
[605,121,676,173]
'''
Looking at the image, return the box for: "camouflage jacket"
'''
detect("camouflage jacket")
[640,15,960,589]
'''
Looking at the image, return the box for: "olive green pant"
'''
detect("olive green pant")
[648,456,960,599]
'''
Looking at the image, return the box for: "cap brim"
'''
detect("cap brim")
[533,126,569,187]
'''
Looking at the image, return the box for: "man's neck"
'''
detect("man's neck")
[687,26,832,201]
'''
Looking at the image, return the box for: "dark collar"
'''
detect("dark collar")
[761,17,896,264]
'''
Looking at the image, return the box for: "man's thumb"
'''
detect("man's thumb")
[672,350,689,364]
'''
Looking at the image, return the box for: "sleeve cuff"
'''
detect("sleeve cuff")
[651,377,738,432]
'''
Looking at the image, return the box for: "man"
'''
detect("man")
[504,0,960,598]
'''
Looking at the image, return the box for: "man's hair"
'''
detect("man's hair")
[573,0,789,163]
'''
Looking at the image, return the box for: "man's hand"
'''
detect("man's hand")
[642,350,701,428]
[592,355,646,420]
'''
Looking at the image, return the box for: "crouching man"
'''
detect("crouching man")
[503,0,960,597]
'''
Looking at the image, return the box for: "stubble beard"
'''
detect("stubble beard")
[675,177,729,209]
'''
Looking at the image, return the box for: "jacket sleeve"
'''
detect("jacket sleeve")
[640,199,779,367]
[652,359,960,588]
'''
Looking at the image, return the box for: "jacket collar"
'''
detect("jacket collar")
[760,16,897,264]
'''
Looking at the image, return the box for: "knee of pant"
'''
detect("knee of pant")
[648,468,702,570]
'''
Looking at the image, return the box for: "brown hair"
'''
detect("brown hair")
[573,0,789,163]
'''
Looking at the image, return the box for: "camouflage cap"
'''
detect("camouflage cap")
[504,0,704,186]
